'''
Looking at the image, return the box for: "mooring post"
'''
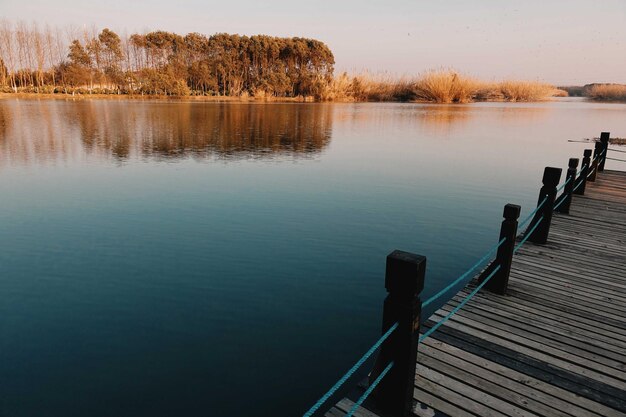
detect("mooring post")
[371,250,425,417]
[574,149,592,196]
[482,203,520,295]
[555,158,579,214]
[528,167,562,244]
[599,132,610,172]
[588,141,602,182]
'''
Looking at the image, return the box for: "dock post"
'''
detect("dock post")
[371,250,425,417]
[588,141,602,182]
[555,158,579,214]
[481,204,520,295]
[599,132,610,172]
[574,149,592,196]
[528,167,561,244]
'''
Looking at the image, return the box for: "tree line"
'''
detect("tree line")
[0,20,335,98]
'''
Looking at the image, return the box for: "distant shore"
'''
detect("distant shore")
[0,91,557,103]
[1,23,625,104]
[0,92,309,102]
[0,69,563,103]
[2,91,623,104]
[3,75,626,104]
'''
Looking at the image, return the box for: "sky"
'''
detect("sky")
[2,0,625,84]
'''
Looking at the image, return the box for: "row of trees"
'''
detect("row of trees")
[0,20,335,98]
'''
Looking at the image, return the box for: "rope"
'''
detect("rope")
[573,178,584,192]
[587,167,595,178]
[419,264,502,343]
[422,237,506,308]
[556,176,572,192]
[607,157,626,163]
[553,194,567,211]
[518,196,548,229]
[576,164,587,176]
[608,148,626,154]
[514,216,544,253]
[344,361,394,417]
[302,323,399,417]
[554,176,576,210]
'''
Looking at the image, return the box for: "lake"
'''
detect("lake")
[0,98,624,417]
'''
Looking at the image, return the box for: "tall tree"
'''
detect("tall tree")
[98,28,124,89]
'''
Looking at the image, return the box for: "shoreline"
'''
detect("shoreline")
[1,92,624,104]
[0,92,309,103]
[0,92,557,104]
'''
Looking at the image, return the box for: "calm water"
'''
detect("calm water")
[1,98,625,417]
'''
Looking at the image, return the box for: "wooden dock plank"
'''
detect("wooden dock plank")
[446,293,626,359]
[438,301,626,369]
[420,339,621,417]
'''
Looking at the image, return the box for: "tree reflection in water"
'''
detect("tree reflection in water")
[0,100,334,166]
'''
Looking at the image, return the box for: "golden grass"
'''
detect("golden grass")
[496,81,556,102]
[318,72,413,102]
[320,70,557,103]
[552,88,569,97]
[412,70,480,103]
[586,84,626,101]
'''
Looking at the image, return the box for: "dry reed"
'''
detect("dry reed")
[586,84,626,101]
[496,81,556,102]
[320,69,557,103]
[411,70,480,103]
[317,72,414,102]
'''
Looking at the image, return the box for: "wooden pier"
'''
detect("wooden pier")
[322,166,626,416]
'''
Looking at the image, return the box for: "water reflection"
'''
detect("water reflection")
[0,101,334,166]
[327,102,551,139]
[415,106,472,135]
[0,99,575,169]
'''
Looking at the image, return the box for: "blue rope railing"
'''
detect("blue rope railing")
[553,194,567,211]
[573,178,584,192]
[587,168,596,178]
[419,264,501,343]
[587,149,606,174]
[302,323,399,417]
[514,215,544,253]
[422,237,506,308]
[556,176,572,192]
[518,196,547,229]
[553,175,576,211]
[344,361,394,417]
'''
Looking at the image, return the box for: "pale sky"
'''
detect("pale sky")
[2,0,625,84]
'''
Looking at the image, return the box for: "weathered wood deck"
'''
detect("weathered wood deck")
[327,169,626,417]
